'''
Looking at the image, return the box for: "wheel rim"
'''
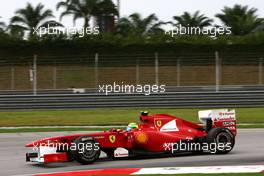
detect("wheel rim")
[215,132,233,152]
[217,133,228,143]
[78,141,97,159]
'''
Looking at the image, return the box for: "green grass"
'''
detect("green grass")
[0,107,264,127]
[0,128,108,133]
[237,124,264,128]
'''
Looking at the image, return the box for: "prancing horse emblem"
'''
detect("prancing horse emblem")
[109,135,116,143]
[156,120,162,127]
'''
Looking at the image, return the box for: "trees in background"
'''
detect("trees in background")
[57,0,118,30]
[216,4,264,35]
[0,17,8,38]
[0,2,263,43]
[9,3,62,38]
[57,0,99,28]
[115,13,165,37]
[172,11,213,28]
[94,0,118,32]
[0,17,5,30]
[10,3,62,38]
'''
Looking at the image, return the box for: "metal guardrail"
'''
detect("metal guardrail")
[0,86,264,110]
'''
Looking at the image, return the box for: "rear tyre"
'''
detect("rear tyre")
[70,136,100,164]
[206,127,235,154]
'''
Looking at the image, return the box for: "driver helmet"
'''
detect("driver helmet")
[126,122,138,131]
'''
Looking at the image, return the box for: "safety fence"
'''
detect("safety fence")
[0,52,263,93]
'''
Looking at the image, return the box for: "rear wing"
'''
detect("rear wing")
[198,109,237,136]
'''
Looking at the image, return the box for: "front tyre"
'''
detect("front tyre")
[70,136,100,164]
[206,127,235,154]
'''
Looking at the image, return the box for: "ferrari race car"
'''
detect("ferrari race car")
[26,109,237,164]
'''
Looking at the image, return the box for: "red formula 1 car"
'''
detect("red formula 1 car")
[26,109,237,164]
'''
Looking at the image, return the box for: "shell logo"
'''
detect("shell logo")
[135,132,148,144]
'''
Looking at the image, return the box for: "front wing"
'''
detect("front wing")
[26,146,68,163]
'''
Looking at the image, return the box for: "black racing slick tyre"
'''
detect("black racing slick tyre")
[70,136,100,164]
[206,127,235,154]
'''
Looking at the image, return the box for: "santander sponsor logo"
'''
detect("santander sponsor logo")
[216,112,235,120]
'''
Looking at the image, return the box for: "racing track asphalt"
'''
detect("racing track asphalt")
[0,129,264,176]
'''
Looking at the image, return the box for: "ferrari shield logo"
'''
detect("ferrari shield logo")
[109,135,116,143]
[156,120,162,127]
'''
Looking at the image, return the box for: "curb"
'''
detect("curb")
[35,166,264,176]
